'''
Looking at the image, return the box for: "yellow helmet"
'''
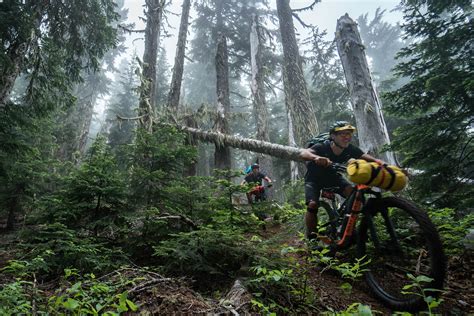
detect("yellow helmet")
[329,121,356,134]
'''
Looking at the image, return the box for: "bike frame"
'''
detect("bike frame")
[320,184,388,249]
[320,182,400,252]
[317,163,401,250]
[248,184,273,204]
[335,184,369,247]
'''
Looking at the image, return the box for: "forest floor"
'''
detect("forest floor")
[279,226,473,315]
[0,218,473,315]
[256,220,474,315]
[123,218,474,315]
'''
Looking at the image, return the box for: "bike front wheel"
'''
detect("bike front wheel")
[317,200,340,240]
[357,197,446,312]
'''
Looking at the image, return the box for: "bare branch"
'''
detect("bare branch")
[292,0,320,12]
[156,213,198,230]
[184,54,194,63]
[116,114,146,121]
[230,90,251,101]
[292,12,313,28]
[118,24,145,33]
[129,277,173,295]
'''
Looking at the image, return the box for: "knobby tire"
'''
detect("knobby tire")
[357,196,446,312]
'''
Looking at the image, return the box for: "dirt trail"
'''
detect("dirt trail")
[266,220,474,315]
[282,232,392,314]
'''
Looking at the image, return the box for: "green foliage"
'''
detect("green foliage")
[105,58,138,155]
[0,108,65,229]
[0,279,44,315]
[48,269,137,315]
[248,238,323,315]
[249,261,313,315]
[128,126,196,208]
[281,179,305,208]
[250,265,296,315]
[64,136,127,226]
[0,268,137,315]
[16,224,126,276]
[402,274,444,315]
[357,8,407,84]
[153,226,253,282]
[385,0,474,209]
[308,242,370,286]
[1,0,119,112]
[428,208,474,255]
[33,136,128,233]
[12,137,131,276]
[329,302,378,316]
[143,167,268,281]
[305,27,352,130]
[333,256,370,283]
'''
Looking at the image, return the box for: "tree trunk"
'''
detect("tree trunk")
[0,4,43,107]
[176,125,303,162]
[336,14,395,164]
[2,183,25,231]
[219,279,252,315]
[288,108,300,181]
[276,0,319,147]
[56,75,100,162]
[183,114,198,176]
[197,144,211,176]
[250,14,273,184]
[214,34,232,170]
[282,63,301,181]
[0,39,29,107]
[77,101,94,156]
[166,0,191,113]
[139,0,165,132]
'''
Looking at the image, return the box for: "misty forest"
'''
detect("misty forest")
[0,0,473,314]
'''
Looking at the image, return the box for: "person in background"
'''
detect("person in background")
[241,163,272,204]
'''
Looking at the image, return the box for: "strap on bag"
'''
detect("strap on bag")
[365,164,383,186]
[384,166,397,190]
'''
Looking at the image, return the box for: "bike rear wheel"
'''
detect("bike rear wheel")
[357,197,446,312]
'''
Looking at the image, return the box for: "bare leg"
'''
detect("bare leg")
[305,200,318,239]
[246,192,252,204]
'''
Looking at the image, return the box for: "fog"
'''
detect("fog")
[121,0,402,64]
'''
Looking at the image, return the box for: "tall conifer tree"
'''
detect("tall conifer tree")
[387,0,473,208]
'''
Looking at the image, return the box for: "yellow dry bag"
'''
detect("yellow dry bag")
[346,159,408,192]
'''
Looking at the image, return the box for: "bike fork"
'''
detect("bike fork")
[366,208,401,252]
[380,208,401,251]
[366,214,381,250]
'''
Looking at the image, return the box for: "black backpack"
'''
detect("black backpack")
[306,132,330,148]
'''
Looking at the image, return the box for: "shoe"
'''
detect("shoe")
[306,232,318,241]
[307,238,326,252]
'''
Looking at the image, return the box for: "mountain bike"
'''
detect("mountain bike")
[247,183,273,204]
[316,163,446,312]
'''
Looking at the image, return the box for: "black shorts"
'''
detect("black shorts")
[305,173,351,204]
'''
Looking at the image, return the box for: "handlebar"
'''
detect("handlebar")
[330,163,347,173]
